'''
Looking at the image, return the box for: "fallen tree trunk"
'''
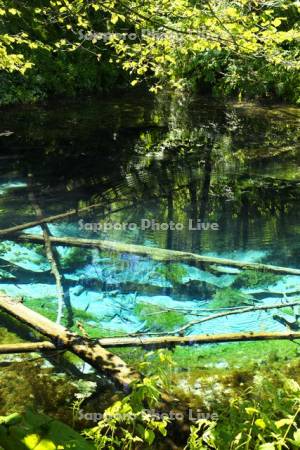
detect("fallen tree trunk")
[273,314,300,331]
[96,331,300,348]
[0,309,98,380]
[0,201,105,238]
[0,296,299,355]
[38,227,68,325]
[0,257,50,281]
[1,329,300,353]
[13,234,300,276]
[249,289,300,300]
[0,295,139,387]
[28,179,73,326]
[0,341,56,354]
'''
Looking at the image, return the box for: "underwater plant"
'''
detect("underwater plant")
[156,263,188,286]
[0,242,14,256]
[210,288,253,309]
[134,302,187,332]
[232,270,282,289]
[61,247,92,270]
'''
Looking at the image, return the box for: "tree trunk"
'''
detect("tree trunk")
[0,295,139,388]
[96,330,300,348]
[0,341,56,354]
[13,233,300,276]
[28,176,73,326]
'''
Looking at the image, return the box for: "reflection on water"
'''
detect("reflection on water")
[0,92,300,336]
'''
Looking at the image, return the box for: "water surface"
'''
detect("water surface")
[0,92,299,337]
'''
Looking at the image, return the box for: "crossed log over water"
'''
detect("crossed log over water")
[0,295,300,386]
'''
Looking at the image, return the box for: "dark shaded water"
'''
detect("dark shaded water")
[0,92,300,335]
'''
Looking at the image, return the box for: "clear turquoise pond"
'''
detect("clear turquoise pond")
[0,92,300,338]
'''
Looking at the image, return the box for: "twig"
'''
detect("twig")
[171,300,300,336]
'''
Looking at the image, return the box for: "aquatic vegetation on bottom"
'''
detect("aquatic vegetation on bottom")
[210,287,253,308]
[232,270,282,289]
[60,247,93,270]
[156,263,188,285]
[0,359,81,421]
[281,307,296,317]
[134,302,187,331]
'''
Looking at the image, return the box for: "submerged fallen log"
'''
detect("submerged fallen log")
[1,329,300,354]
[13,234,300,276]
[28,180,73,326]
[273,314,300,331]
[0,257,50,281]
[0,295,139,387]
[0,341,56,354]
[41,227,71,325]
[0,201,105,238]
[249,289,300,300]
[96,331,300,348]
[0,307,93,379]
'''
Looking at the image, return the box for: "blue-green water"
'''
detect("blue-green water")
[0,93,300,338]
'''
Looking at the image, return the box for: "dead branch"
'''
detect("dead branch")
[96,330,300,348]
[0,200,105,237]
[0,257,50,280]
[12,234,300,276]
[0,341,56,354]
[1,329,299,352]
[248,289,300,300]
[273,314,300,331]
[28,176,73,326]
[1,326,300,353]
[171,300,300,335]
[0,294,139,387]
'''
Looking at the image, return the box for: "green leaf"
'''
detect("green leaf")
[293,430,300,446]
[144,429,155,445]
[258,444,276,450]
[8,8,20,15]
[157,422,168,436]
[111,14,119,24]
[245,407,259,416]
[255,418,266,429]
[275,418,293,429]
[284,379,300,393]
[272,18,281,27]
